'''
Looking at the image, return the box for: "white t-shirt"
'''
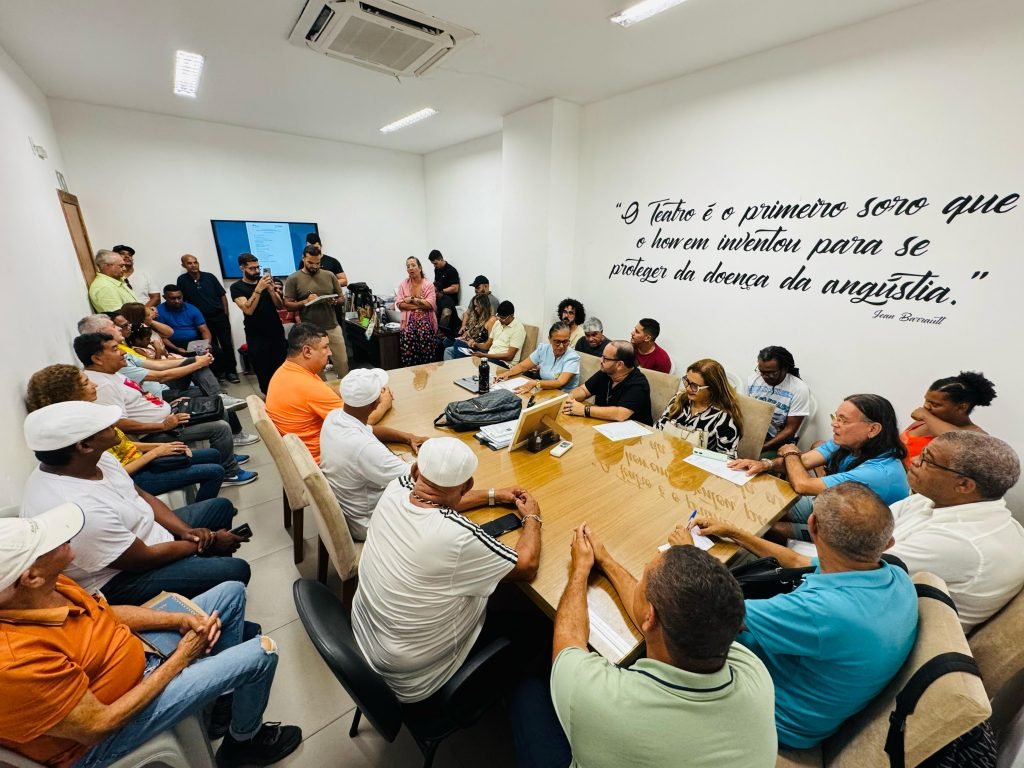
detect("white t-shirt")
[86,369,172,423]
[352,475,518,703]
[20,453,174,593]
[319,409,410,540]
[888,494,1024,632]
[127,269,159,304]
[746,372,811,438]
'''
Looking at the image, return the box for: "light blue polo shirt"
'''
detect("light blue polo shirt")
[736,559,918,748]
[816,440,910,505]
[529,344,580,390]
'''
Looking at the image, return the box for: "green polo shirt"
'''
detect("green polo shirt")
[283,268,341,330]
[551,644,777,768]
[89,273,137,312]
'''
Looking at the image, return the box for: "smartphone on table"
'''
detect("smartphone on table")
[480,513,522,538]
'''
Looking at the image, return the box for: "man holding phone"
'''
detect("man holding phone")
[231,254,287,394]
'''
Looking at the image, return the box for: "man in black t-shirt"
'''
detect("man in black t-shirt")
[230,254,287,394]
[562,340,653,425]
[428,249,460,337]
[575,317,611,358]
[177,254,239,382]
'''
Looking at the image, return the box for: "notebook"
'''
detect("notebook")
[136,591,207,658]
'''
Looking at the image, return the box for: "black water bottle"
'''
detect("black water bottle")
[477,358,490,394]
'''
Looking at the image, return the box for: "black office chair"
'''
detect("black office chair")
[292,579,513,768]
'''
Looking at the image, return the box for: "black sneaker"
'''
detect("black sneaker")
[216,722,302,766]
[226,373,241,384]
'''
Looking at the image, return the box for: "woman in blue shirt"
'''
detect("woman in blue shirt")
[494,322,580,392]
[728,393,909,539]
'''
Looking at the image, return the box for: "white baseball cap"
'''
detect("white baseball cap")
[0,503,85,592]
[416,437,478,488]
[24,401,122,451]
[340,368,388,408]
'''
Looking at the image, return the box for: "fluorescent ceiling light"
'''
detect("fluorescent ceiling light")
[174,50,204,97]
[610,0,688,27]
[379,108,438,134]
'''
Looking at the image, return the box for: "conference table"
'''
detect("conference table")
[377,356,797,663]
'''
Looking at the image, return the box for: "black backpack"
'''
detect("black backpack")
[433,390,522,432]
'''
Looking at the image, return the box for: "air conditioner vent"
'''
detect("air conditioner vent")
[288,0,475,78]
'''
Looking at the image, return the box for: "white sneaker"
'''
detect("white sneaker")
[220,394,246,412]
[233,431,259,446]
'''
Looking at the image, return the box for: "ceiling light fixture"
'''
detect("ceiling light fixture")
[379,108,438,134]
[173,50,205,97]
[610,0,688,27]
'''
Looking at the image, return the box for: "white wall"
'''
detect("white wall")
[49,100,428,354]
[424,132,503,304]
[0,45,91,508]
[571,0,1024,508]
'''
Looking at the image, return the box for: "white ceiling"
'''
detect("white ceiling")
[0,0,931,155]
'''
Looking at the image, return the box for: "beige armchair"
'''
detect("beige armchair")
[283,433,363,608]
[519,323,540,363]
[246,395,309,565]
[735,394,776,460]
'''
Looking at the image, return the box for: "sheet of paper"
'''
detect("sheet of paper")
[593,421,653,441]
[683,454,754,486]
[787,539,818,558]
[658,526,714,552]
[491,377,532,392]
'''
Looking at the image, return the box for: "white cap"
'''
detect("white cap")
[24,401,122,451]
[416,437,478,488]
[0,504,85,592]
[341,368,388,408]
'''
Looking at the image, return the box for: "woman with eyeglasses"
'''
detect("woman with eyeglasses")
[730,393,909,539]
[900,371,995,467]
[495,322,581,394]
[656,359,743,455]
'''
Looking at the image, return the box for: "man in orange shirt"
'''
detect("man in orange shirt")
[0,503,301,768]
[266,323,419,462]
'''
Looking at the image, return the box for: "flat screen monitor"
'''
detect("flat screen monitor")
[210,220,318,279]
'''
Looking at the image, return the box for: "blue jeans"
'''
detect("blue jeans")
[100,498,250,604]
[443,340,473,360]
[133,448,225,502]
[75,582,278,768]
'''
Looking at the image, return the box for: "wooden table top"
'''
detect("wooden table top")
[378,357,797,662]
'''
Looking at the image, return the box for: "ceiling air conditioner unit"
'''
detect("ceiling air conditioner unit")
[288,0,475,78]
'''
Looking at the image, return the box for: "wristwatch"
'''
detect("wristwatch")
[488,487,495,506]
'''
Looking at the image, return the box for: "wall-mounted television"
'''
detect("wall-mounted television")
[210,219,319,279]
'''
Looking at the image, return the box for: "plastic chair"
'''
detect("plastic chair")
[0,715,214,768]
[246,395,309,564]
[726,370,744,394]
[283,433,362,603]
[292,578,512,768]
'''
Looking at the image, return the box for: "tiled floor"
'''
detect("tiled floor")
[220,372,518,768]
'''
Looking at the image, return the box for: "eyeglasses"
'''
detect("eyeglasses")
[600,355,619,364]
[916,449,977,481]
[830,412,874,426]
[551,339,570,347]
[755,365,784,379]
[683,378,710,392]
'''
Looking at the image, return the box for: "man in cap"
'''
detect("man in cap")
[470,274,500,314]
[0,503,301,768]
[319,368,430,540]
[352,437,543,703]
[114,244,160,307]
[20,401,251,605]
[266,324,391,463]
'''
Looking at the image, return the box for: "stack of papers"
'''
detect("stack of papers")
[684,454,753,486]
[475,419,519,449]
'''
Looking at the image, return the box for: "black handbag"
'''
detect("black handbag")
[433,390,523,432]
[729,557,816,600]
[171,395,225,425]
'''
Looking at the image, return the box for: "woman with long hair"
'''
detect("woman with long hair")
[395,256,437,366]
[730,393,909,539]
[442,293,496,360]
[25,364,225,501]
[656,358,743,455]
[900,371,995,466]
